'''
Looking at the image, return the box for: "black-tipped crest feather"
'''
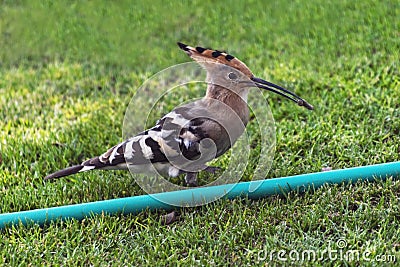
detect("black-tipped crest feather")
[177,42,189,51]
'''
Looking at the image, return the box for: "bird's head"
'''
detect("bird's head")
[177,42,313,110]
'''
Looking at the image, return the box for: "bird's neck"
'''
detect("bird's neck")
[204,84,250,126]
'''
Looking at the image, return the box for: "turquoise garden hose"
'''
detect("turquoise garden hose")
[1,161,399,229]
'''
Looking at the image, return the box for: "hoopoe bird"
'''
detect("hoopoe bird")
[45,42,313,186]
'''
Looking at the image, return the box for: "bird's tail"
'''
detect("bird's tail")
[44,157,103,181]
[44,165,87,180]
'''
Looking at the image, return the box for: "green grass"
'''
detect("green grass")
[1,0,399,266]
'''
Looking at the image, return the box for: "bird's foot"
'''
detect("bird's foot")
[161,211,179,225]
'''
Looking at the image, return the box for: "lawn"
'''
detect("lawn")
[0,0,399,266]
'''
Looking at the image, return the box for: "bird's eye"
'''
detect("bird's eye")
[228,72,238,80]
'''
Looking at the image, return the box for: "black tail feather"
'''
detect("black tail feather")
[44,165,85,181]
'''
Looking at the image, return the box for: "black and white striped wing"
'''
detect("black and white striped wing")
[95,108,214,175]
[44,105,212,180]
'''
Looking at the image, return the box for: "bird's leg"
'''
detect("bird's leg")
[163,167,221,224]
[203,166,222,174]
[183,166,222,187]
[162,173,199,225]
[185,172,199,187]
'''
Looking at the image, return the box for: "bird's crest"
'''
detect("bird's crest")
[177,42,253,78]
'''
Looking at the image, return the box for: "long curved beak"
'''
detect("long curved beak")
[251,77,314,110]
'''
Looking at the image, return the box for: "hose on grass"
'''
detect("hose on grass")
[1,161,399,229]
